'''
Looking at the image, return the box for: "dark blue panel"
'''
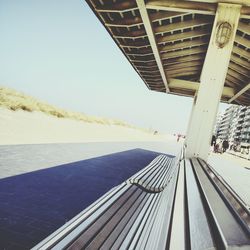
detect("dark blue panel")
[0,148,170,249]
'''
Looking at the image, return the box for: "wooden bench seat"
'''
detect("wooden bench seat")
[33,154,250,250]
[128,154,176,192]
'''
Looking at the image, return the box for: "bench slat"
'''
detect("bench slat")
[192,158,250,248]
[169,160,186,250]
[186,159,216,250]
[33,153,250,250]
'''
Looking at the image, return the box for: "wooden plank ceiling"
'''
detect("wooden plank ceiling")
[86,0,250,106]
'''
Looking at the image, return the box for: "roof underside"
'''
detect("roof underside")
[86,0,250,106]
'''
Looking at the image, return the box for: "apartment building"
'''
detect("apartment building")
[216,105,237,140]
[241,108,250,145]
[215,105,250,147]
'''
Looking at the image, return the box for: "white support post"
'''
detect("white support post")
[185,3,241,160]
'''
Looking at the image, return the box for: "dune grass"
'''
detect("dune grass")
[0,86,137,128]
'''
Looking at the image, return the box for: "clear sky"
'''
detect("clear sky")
[0,0,228,134]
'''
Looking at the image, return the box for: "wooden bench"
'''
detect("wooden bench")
[128,154,176,192]
[33,154,250,250]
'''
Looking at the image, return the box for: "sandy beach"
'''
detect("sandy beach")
[0,107,170,145]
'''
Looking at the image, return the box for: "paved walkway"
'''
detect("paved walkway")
[208,152,250,207]
[0,148,170,250]
[1,141,248,249]
[0,141,180,179]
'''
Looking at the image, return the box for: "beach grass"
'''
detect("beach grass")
[0,86,135,128]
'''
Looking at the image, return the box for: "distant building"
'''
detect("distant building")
[214,112,223,136]
[229,106,241,145]
[241,107,250,145]
[215,105,250,147]
[216,105,237,140]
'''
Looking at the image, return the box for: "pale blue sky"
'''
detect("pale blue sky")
[0,0,227,134]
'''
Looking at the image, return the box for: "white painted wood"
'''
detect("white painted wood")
[183,0,250,6]
[146,0,216,15]
[146,0,250,18]
[169,160,186,250]
[238,22,250,35]
[185,98,197,149]
[169,78,234,97]
[185,3,241,160]
[162,47,207,59]
[228,83,250,103]
[136,0,169,92]
[158,29,209,44]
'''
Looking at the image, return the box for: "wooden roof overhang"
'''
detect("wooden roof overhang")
[86,0,250,106]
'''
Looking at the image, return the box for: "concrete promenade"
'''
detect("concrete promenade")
[0,143,174,250]
[208,152,250,207]
[0,141,249,249]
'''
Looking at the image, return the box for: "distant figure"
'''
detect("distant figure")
[177,134,181,142]
[222,140,229,153]
[214,143,219,153]
[211,135,217,152]
[214,140,223,153]
[211,135,216,146]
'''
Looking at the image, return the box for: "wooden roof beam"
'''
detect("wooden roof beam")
[228,83,250,103]
[105,17,143,28]
[143,77,163,82]
[140,71,161,76]
[229,62,250,77]
[113,29,146,39]
[126,51,154,56]
[167,65,201,74]
[228,68,248,81]
[238,22,250,35]
[146,81,165,86]
[162,47,207,59]
[105,11,187,28]
[160,37,209,53]
[136,0,169,92]
[169,78,234,97]
[164,54,205,65]
[225,80,236,88]
[166,60,203,70]
[117,37,150,48]
[136,65,158,70]
[137,68,159,73]
[180,0,250,7]
[105,12,183,27]
[230,54,250,69]
[124,47,153,55]
[154,18,212,35]
[95,1,138,13]
[157,29,210,44]
[140,70,161,75]
[146,1,250,18]
[232,46,249,60]
[133,61,157,67]
[167,70,201,78]
[150,11,186,22]
[226,74,244,85]
[146,0,216,15]
[234,35,250,49]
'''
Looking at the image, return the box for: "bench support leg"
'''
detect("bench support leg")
[185,3,241,160]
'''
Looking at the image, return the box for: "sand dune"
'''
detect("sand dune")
[0,108,170,145]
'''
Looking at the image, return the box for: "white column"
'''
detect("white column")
[185,94,197,146]
[185,3,241,160]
